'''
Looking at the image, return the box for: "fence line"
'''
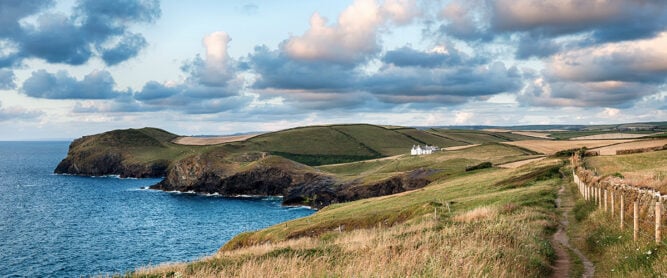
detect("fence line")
[572,166,666,244]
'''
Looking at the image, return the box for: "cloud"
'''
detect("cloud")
[66,30,248,114]
[0,0,160,67]
[514,34,562,59]
[519,78,658,108]
[545,32,667,84]
[0,0,53,37]
[240,3,259,15]
[283,0,383,64]
[283,0,420,65]
[439,0,667,58]
[0,101,43,122]
[248,45,361,91]
[439,0,491,41]
[382,46,459,68]
[21,69,125,99]
[100,33,148,66]
[489,0,667,42]
[381,0,420,25]
[0,69,16,90]
[454,111,474,124]
[366,50,522,105]
[181,32,237,87]
[517,31,667,108]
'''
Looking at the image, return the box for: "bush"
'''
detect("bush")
[465,161,492,172]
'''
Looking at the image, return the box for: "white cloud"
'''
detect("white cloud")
[454,111,473,124]
[283,0,420,64]
[546,32,667,82]
[197,31,235,86]
[598,107,620,118]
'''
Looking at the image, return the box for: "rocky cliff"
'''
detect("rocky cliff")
[56,126,437,208]
[150,153,433,209]
[54,128,185,178]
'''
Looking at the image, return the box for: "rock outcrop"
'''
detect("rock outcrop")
[151,153,434,208]
[54,128,178,178]
[56,127,437,208]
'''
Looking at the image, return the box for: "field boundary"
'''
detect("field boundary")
[571,153,667,243]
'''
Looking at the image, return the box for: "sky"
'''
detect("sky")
[0,0,666,140]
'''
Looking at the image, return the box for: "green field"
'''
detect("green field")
[585,150,667,176]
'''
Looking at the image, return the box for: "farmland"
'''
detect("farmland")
[588,139,667,155]
[501,139,633,155]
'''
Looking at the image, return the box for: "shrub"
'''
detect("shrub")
[465,161,492,172]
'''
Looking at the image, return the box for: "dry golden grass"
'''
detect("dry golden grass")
[497,157,546,169]
[502,139,633,155]
[131,160,563,278]
[569,133,660,140]
[443,144,480,151]
[172,134,260,145]
[588,139,667,155]
[585,150,667,192]
[132,208,555,278]
[452,206,498,222]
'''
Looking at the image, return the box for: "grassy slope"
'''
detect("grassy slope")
[428,129,540,144]
[68,127,207,166]
[131,158,564,277]
[317,143,540,183]
[584,150,667,177]
[69,124,552,168]
[225,124,545,166]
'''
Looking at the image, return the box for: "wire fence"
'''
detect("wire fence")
[572,167,667,243]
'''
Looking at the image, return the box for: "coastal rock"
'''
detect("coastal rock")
[153,153,435,208]
[54,128,178,178]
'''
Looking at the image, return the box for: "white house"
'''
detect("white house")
[411,145,439,155]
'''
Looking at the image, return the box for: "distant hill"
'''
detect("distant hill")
[425,121,667,132]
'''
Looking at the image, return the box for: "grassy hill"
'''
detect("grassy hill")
[56,124,550,176]
[54,128,209,177]
[234,124,546,165]
[131,157,564,277]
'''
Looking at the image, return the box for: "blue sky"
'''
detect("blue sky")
[0,0,665,140]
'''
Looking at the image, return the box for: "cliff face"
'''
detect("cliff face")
[54,149,169,178]
[55,126,437,208]
[151,154,434,208]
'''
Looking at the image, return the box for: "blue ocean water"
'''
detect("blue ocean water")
[0,141,313,277]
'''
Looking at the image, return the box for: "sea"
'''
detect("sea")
[0,141,314,277]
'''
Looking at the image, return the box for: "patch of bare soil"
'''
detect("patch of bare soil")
[497,157,546,168]
[172,134,260,145]
[551,175,595,278]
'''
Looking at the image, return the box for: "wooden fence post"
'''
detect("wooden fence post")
[599,188,603,208]
[634,201,639,241]
[620,194,624,229]
[604,189,608,212]
[611,191,615,215]
[656,199,662,244]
